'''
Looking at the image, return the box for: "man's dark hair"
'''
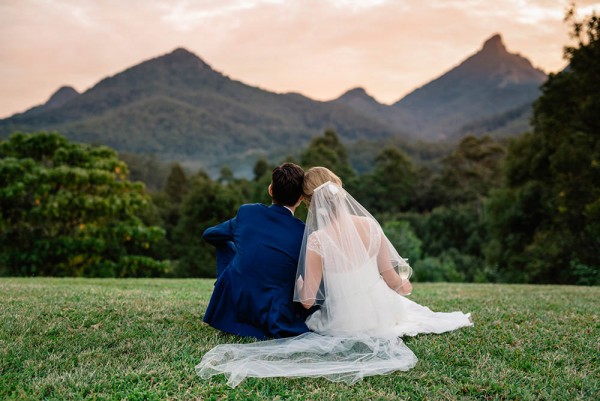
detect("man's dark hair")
[271,163,304,206]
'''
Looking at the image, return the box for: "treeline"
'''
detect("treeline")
[0,12,597,284]
[139,129,508,282]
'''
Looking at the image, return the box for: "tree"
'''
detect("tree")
[300,129,356,185]
[150,163,190,260]
[164,162,188,204]
[118,152,169,192]
[218,165,235,184]
[253,158,270,182]
[485,10,600,283]
[434,135,506,206]
[0,132,167,277]
[173,173,242,277]
[382,221,422,264]
[357,146,416,215]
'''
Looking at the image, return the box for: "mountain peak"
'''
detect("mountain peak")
[458,33,547,82]
[168,47,200,60]
[45,86,79,109]
[392,33,547,139]
[171,47,194,55]
[336,87,379,104]
[481,34,506,54]
[90,47,216,93]
[159,47,211,70]
[344,87,369,96]
[332,86,387,118]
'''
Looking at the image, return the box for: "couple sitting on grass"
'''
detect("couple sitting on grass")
[196,163,472,387]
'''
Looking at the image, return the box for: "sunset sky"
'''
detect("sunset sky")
[1,0,599,118]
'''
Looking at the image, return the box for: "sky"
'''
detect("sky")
[1,0,599,118]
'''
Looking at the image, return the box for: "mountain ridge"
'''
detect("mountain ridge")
[0,48,403,175]
[331,34,545,140]
[390,33,546,139]
[0,35,546,174]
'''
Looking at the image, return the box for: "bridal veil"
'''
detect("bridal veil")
[196,181,470,387]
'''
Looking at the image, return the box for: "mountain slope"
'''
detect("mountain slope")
[330,87,413,135]
[333,34,546,141]
[0,37,547,174]
[392,34,547,139]
[0,48,402,174]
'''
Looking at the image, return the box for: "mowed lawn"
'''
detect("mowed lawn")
[0,278,598,400]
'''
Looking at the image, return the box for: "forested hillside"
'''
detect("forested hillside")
[0,35,545,176]
[1,13,597,284]
[0,49,401,176]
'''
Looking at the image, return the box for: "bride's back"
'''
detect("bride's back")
[306,214,403,336]
[313,214,380,267]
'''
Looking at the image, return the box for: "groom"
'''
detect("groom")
[202,162,312,339]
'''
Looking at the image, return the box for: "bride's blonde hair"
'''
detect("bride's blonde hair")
[303,167,343,207]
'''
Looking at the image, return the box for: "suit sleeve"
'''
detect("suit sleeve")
[202,216,237,245]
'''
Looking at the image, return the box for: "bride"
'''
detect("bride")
[196,167,472,387]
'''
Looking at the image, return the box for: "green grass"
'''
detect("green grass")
[1,279,598,400]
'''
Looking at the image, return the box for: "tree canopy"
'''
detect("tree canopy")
[485,11,600,284]
[0,132,167,277]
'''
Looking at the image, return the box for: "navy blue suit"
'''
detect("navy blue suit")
[202,203,311,339]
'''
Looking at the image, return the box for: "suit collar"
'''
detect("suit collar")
[270,203,293,216]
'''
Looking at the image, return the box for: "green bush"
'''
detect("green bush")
[0,132,167,277]
[413,256,464,282]
[382,220,422,264]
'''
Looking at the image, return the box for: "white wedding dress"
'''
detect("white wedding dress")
[196,182,472,387]
[303,225,471,338]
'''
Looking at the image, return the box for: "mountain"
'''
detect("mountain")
[42,86,80,109]
[333,87,381,110]
[334,34,546,140]
[19,86,80,116]
[0,48,402,175]
[0,36,547,174]
[453,102,533,139]
[393,34,546,139]
[330,87,411,134]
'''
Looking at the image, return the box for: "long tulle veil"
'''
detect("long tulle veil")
[294,181,413,308]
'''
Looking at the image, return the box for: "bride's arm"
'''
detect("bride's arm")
[298,249,323,309]
[377,235,412,295]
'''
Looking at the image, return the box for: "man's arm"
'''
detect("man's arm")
[202,217,237,245]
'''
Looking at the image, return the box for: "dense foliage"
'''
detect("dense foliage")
[0,133,167,277]
[106,129,504,282]
[1,12,597,283]
[485,11,600,284]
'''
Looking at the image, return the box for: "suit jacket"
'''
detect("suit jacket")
[202,203,311,339]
